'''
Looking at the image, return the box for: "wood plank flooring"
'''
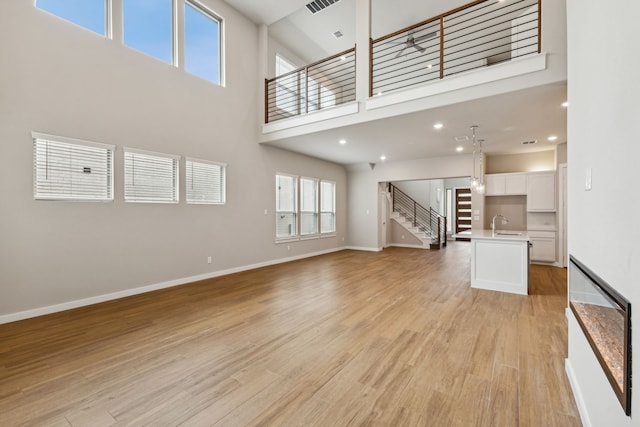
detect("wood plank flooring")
[0,243,582,426]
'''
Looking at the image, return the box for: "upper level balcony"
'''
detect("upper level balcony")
[260,0,566,146]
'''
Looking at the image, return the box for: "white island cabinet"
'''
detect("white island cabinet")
[457,230,530,295]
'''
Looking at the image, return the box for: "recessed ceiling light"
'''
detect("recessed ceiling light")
[456,146,464,152]
[427,64,433,69]
[340,55,346,61]
[380,155,386,161]
[562,101,569,107]
[433,123,443,130]
[339,139,346,145]
[548,135,558,141]
[377,92,383,96]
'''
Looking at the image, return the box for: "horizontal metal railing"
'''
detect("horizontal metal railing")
[390,184,447,247]
[265,47,356,123]
[371,0,540,96]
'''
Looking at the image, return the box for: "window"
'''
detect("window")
[275,55,299,116]
[124,148,179,203]
[276,174,297,239]
[36,0,107,36]
[36,1,223,86]
[320,181,336,234]
[275,174,336,240]
[186,158,225,204]
[32,132,114,201]
[300,178,318,235]
[185,1,221,84]
[123,0,173,64]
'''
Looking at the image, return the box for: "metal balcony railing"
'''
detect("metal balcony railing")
[370,0,541,96]
[265,48,356,123]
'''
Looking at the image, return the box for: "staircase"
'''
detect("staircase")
[389,184,447,250]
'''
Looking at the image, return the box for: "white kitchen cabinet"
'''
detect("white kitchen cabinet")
[529,230,556,262]
[485,173,527,196]
[527,172,556,211]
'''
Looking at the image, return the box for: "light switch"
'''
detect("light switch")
[585,168,592,191]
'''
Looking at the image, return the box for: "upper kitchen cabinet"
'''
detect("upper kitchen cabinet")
[527,172,556,211]
[485,173,527,196]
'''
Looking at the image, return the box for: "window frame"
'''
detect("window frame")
[320,180,336,235]
[275,174,337,243]
[184,0,223,85]
[299,176,318,237]
[124,147,180,204]
[275,173,298,241]
[32,132,115,202]
[185,157,226,205]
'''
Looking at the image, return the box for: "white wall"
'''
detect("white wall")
[347,155,470,250]
[566,0,640,425]
[0,0,347,321]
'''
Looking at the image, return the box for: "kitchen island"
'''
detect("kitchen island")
[455,230,530,295]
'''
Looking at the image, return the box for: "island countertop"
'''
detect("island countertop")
[454,229,530,241]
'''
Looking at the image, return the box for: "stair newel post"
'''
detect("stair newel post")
[413,202,417,227]
[437,216,441,245]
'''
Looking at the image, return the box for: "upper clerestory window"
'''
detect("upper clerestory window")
[36,0,108,36]
[123,0,174,64]
[185,1,222,85]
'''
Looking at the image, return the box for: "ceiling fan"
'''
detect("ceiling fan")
[394,30,438,58]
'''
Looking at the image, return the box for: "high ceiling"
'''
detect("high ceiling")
[224,0,567,165]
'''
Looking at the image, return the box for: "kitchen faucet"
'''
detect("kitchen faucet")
[492,214,508,234]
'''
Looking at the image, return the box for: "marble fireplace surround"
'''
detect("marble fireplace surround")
[569,255,632,416]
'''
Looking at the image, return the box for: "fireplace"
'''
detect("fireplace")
[569,255,632,415]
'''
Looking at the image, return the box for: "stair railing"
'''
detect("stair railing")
[390,184,447,247]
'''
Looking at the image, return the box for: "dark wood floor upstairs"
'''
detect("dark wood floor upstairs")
[0,243,581,426]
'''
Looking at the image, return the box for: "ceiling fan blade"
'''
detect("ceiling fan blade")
[395,47,407,58]
[413,31,438,43]
[412,44,427,53]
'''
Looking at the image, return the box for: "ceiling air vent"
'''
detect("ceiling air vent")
[306,0,341,15]
[333,30,343,39]
[522,140,538,145]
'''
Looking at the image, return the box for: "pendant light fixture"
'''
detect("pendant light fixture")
[469,125,485,194]
[470,125,479,189]
[476,138,485,195]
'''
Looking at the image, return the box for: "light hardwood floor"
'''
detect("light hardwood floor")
[0,242,581,426]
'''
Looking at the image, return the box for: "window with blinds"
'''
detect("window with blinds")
[300,177,318,235]
[276,174,297,239]
[32,132,114,201]
[124,148,179,203]
[320,180,336,234]
[186,158,226,204]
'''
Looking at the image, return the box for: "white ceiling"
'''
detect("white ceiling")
[224,0,567,165]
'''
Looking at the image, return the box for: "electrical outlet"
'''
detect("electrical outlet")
[207,256,212,264]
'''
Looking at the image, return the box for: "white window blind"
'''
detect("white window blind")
[300,177,318,235]
[276,174,297,239]
[320,180,336,233]
[124,148,179,203]
[32,132,114,201]
[186,158,226,204]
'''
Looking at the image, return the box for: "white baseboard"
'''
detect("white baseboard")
[385,243,429,250]
[345,246,381,252]
[0,246,348,325]
[565,358,591,427]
